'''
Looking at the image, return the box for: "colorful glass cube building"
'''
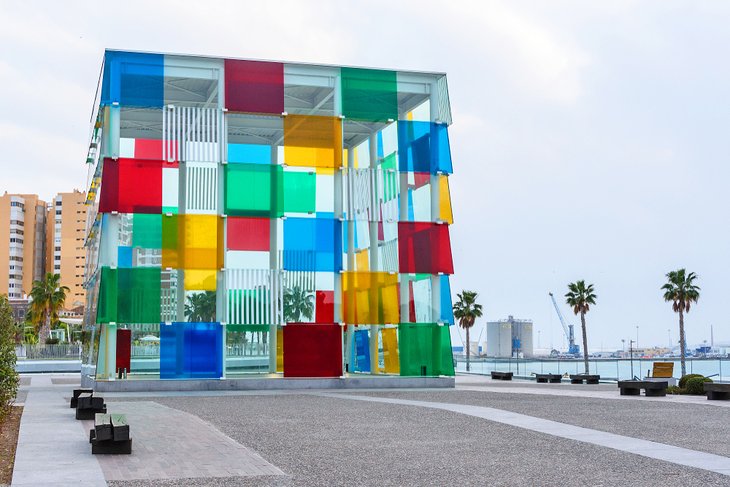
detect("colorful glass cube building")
[81,50,456,382]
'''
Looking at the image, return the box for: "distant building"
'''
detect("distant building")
[46,190,87,310]
[486,316,534,358]
[0,192,47,299]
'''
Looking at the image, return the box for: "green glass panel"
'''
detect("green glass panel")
[132,214,162,248]
[381,153,398,201]
[224,163,283,217]
[341,68,398,122]
[398,323,454,377]
[283,171,316,213]
[161,214,179,268]
[96,267,161,324]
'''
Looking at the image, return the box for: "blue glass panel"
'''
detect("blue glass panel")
[353,329,371,372]
[118,246,133,268]
[397,121,453,174]
[160,322,223,379]
[101,51,164,107]
[440,275,454,325]
[283,218,342,272]
[227,143,271,164]
[377,132,384,159]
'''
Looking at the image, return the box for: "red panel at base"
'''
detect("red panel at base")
[116,328,132,372]
[227,217,270,251]
[134,139,163,160]
[224,60,284,114]
[99,158,162,214]
[283,324,342,378]
[398,222,454,274]
[315,291,334,323]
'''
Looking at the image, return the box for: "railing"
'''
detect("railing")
[129,343,268,358]
[15,344,82,360]
[455,357,729,382]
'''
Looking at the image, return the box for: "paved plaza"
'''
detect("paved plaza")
[10,373,730,486]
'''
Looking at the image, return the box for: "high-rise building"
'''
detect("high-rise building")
[82,50,457,384]
[46,190,87,311]
[0,192,47,299]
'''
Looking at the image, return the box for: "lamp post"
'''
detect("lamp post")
[621,339,625,354]
[636,325,639,350]
[629,339,636,379]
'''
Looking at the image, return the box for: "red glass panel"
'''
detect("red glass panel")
[134,139,163,160]
[283,324,342,377]
[99,158,162,214]
[398,222,454,274]
[224,60,284,114]
[116,328,132,373]
[315,291,334,323]
[227,217,270,251]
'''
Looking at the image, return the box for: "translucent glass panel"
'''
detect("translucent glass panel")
[439,175,454,224]
[283,324,342,377]
[227,217,270,251]
[397,121,453,174]
[283,170,316,214]
[224,59,284,114]
[162,215,222,291]
[398,323,454,376]
[403,274,434,323]
[398,222,454,274]
[224,164,283,217]
[119,138,166,160]
[341,67,398,122]
[99,158,162,214]
[225,325,269,374]
[101,51,164,107]
[160,322,223,379]
[440,275,454,324]
[96,267,161,324]
[284,115,342,168]
[352,328,371,372]
[228,144,271,164]
[132,214,162,248]
[381,327,400,374]
[283,218,342,272]
[342,271,399,325]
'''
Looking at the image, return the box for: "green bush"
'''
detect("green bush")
[685,376,712,395]
[679,374,704,388]
[666,385,682,395]
[0,295,20,418]
[45,337,60,345]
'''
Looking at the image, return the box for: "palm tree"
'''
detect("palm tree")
[661,269,700,377]
[453,291,483,372]
[184,291,217,322]
[565,280,596,374]
[29,273,69,344]
[283,286,314,322]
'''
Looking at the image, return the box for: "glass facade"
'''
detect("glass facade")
[82,50,456,381]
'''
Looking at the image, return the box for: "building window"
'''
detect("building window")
[55,246,61,251]
[9,238,24,244]
[11,229,24,236]
[10,220,24,226]
[11,202,25,209]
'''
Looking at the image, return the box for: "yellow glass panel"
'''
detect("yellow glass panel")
[284,114,342,168]
[342,272,399,325]
[439,175,454,224]
[382,327,400,374]
[162,215,222,270]
[276,327,283,372]
[355,249,369,271]
[184,269,217,291]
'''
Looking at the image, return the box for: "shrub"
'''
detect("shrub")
[666,385,682,395]
[685,376,712,395]
[45,337,60,345]
[679,374,704,388]
[0,295,20,417]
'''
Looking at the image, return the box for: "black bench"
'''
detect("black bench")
[70,389,94,409]
[75,392,107,420]
[704,382,730,400]
[491,371,513,381]
[570,374,601,384]
[617,380,668,397]
[89,413,132,454]
[535,373,562,383]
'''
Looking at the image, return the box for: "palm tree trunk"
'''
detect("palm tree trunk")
[679,308,686,377]
[39,306,50,345]
[466,326,471,372]
[581,311,589,374]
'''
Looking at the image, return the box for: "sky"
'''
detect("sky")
[1,1,728,351]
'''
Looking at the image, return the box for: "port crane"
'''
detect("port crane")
[549,292,580,356]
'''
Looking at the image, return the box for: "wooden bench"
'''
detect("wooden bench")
[704,382,730,400]
[535,373,562,384]
[491,371,513,381]
[570,374,601,384]
[75,392,107,420]
[89,413,132,454]
[617,380,668,397]
[70,389,93,409]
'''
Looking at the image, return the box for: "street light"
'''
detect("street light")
[636,325,639,350]
[629,339,635,379]
[621,339,625,353]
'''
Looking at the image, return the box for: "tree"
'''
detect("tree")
[662,269,700,377]
[565,280,597,374]
[0,295,20,416]
[453,291,483,372]
[29,273,69,344]
[283,286,314,322]
[184,291,217,322]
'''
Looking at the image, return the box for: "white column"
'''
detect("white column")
[368,134,380,374]
[269,144,279,373]
[217,111,227,378]
[429,82,442,325]
[344,146,355,372]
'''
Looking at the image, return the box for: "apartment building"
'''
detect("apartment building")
[0,192,47,299]
[46,190,87,310]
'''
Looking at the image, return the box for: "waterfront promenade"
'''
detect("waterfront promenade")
[10,373,730,486]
